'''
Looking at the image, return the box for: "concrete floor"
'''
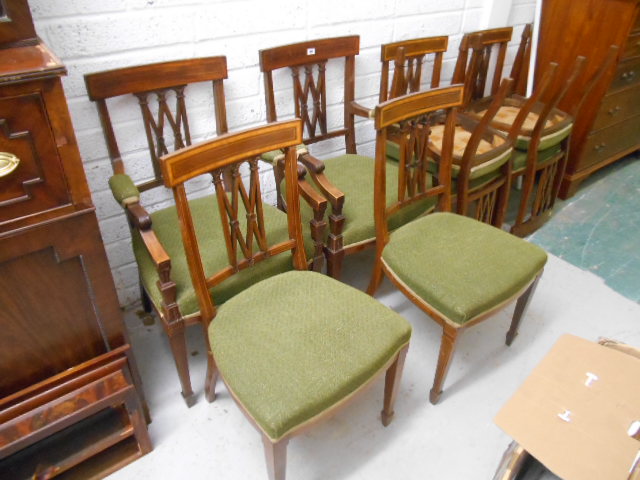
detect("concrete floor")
[110,252,640,479]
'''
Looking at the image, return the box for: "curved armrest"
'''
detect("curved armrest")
[349,100,374,119]
[109,173,140,206]
[299,152,345,210]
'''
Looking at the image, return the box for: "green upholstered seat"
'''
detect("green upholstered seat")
[299,154,436,247]
[209,270,412,441]
[133,195,316,318]
[512,143,563,173]
[382,212,547,325]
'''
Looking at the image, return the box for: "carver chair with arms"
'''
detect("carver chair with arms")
[367,85,548,405]
[260,36,436,279]
[160,120,412,480]
[85,57,327,406]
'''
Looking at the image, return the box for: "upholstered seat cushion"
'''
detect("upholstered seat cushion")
[210,270,412,441]
[386,128,512,181]
[382,212,547,325]
[481,105,573,151]
[512,143,563,173]
[133,195,315,317]
[300,154,436,247]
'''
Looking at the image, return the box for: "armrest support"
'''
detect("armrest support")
[299,152,345,211]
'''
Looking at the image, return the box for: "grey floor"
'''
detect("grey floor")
[109,156,640,480]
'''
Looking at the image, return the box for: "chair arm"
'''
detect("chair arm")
[298,152,345,211]
[349,100,374,119]
[109,173,140,207]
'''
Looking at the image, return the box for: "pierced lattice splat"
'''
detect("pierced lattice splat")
[393,115,438,204]
[390,55,425,99]
[531,157,561,218]
[212,158,269,270]
[136,86,192,184]
[290,62,328,141]
[473,188,498,224]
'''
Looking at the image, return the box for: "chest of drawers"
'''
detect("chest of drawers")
[536,0,640,198]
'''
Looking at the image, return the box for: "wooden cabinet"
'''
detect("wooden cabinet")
[535,0,640,198]
[0,2,151,477]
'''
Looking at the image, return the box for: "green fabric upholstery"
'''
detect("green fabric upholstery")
[209,270,412,441]
[299,154,436,247]
[133,195,315,317]
[512,143,563,173]
[382,212,547,325]
[515,122,572,151]
[109,174,140,206]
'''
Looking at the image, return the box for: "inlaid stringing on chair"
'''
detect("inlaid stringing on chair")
[379,35,448,102]
[367,85,548,405]
[261,36,426,279]
[160,120,412,480]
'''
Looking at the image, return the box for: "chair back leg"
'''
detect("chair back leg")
[506,273,542,346]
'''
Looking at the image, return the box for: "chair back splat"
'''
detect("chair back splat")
[379,36,448,102]
[453,27,513,105]
[160,120,307,325]
[261,36,359,151]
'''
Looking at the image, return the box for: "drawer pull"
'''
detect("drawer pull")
[0,152,20,178]
[607,106,622,116]
[594,143,607,152]
[621,71,637,81]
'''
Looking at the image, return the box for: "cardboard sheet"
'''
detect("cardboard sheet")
[495,334,640,480]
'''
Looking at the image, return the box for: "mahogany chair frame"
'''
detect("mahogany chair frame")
[260,36,373,279]
[378,36,448,102]
[85,57,326,406]
[367,85,543,404]
[160,120,409,480]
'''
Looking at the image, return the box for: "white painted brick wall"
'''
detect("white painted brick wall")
[29,0,535,307]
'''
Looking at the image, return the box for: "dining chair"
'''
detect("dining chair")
[367,85,548,404]
[160,119,412,480]
[260,36,434,279]
[85,57,326,405]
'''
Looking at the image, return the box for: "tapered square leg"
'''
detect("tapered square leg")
[429,324,459,405]
[381,345,409,426]
[262,435,288,480]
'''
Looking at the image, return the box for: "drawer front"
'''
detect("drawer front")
[0,89,71,226]
[610,56,640,91]
[592,85,640,131]
[581,115,640,170]
[633,9,640,33]
[623,32,640,59]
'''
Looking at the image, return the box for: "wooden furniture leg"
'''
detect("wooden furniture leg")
[262,436,289,480]
[506,274,541,346]
[381,345,409,426]
[429,324,459,405]
[204,350,219,403]
[166,323,196,406]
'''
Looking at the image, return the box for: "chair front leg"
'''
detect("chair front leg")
[506,273,542,346]
[430,323,460,405]
[165,319,195,407]
[381,344,409,426]
[262,435,289,480]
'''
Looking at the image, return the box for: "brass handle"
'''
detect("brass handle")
[622,71,637,81]
[594,143,607,152]
[608,106,622,116]
[0,152,20,178]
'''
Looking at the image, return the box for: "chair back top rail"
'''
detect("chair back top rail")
[85,56,229,187]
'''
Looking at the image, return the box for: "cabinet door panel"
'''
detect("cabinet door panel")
[0,89,71,225]
[0,211,125,397]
